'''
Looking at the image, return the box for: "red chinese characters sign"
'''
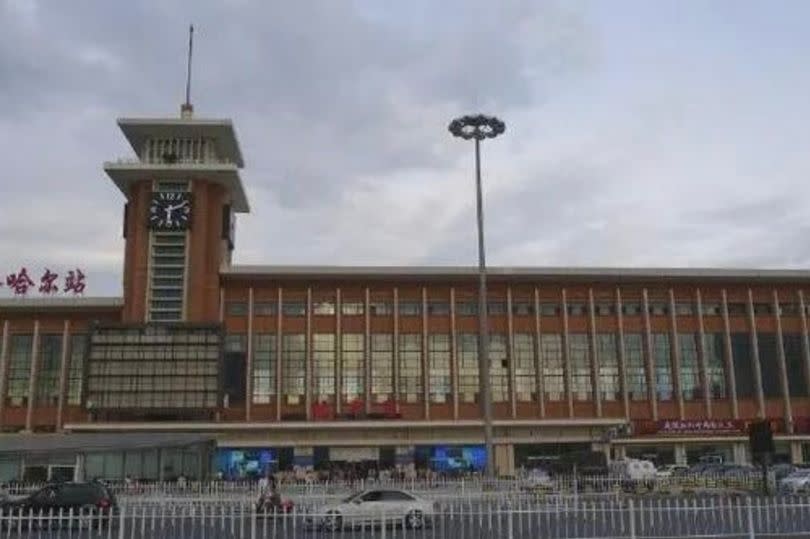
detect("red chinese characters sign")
[2,267,87,296]
[656,419,746,435]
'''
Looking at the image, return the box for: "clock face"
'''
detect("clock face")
[148,191,192,230]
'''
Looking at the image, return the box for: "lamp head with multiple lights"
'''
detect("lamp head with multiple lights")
[448,114,506,140]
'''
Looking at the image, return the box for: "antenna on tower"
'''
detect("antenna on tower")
[181,24,194,118]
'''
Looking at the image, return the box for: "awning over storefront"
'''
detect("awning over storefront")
[0,433,214,455]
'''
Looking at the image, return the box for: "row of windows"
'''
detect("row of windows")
[225,299,806,318]
[220,332,747,405]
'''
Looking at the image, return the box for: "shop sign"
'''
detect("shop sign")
[656,419,745,435]
[3,267,86,296]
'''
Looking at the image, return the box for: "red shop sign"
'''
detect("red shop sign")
[655,419,746,435]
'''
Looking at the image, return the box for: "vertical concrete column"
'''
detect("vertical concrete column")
[668,289,685,420]
[798,291,810,399]
[506,286,517,418]
[695,289,712,418]
[613,445,627,460]
[25,321,41,431]
[305,287,313,420]
[790,441,803,465]
[588,288,602,417]
[746,289,766,419]
[533,287,545,418]
[0,321,11,428]
[642,289,658,420]
[772,289,793,433]
[615,288,630,420]
[561,288,574,418]
[721,290,739,419]
[494,444,515,477]
[393,287,400,413]
[421,287,429,419]
[335,287,342,415]
[275,288,283,421]
[450,288,459,419]
[364,287,371,415]
[732,443,749,465]
[218,287,225,323]
[245,287,254,421]
[674,444,687,465]
[55,320,71,431]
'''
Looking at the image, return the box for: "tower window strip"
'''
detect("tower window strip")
[149,229,187,322]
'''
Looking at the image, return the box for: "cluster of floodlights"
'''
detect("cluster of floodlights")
[448,114,506,140]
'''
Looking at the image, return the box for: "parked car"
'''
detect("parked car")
[771,463,796,482]
[609,459,657,481]
[0,481,117,529]
[779,469,810,494]
[307,489,435,531]
[656,464,688,478]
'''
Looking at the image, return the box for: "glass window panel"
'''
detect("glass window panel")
[252,334,276,404]
[67,335,86,405]
[784,334,808,397]
[341,302,364,316]
[624,333,647,400]
[313,301,335,316]
[35,335,62,406]
[6,335,33,407]
[513,333,536,402]
[398,334,422,402]
[398,301,421,317]
[428,334,451,403]
[489,334,509,402]
[457,333,479,402]
[541,334,564,401]
[757,333,781,398]
[569,334,591,401]
[597,334,620,401]
[313,334,335,400]
[704,333,727,399]
[678,333,701,400]
[341,333,364,402]
[731,333,755,398]
[371,334,393,402]
[653,333,673,400]
[282,334,306,403]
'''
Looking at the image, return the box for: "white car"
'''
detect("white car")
[779,469,810,493]
[309,489,435,531]
[656,464,688,478]
[524,468,554,490]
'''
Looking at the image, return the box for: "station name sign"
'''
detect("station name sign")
[656,419,745,435]
[2,267,87,296]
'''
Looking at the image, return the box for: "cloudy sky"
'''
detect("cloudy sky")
[2,0,810,297]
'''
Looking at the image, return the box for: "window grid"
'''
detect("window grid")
[282,334,306,404]
[653,333,673,401]
[35,335,62,406]
[597,334,620,401]
[398,334,423,403]
[513,334,536,402]
[541,334,564,401]
[428,335,451,403]
[312,334,335,401]
[341,333,364,403]
[569,334,592,401]
[252,334,276,404]
[67,335,86,405]
[6,335,32,407]
[678,333,700,400]
[371,334,393,402]
[457,334,479,402]
[624,333,647,400]
[704,333,727,399]
[490,334,509,403]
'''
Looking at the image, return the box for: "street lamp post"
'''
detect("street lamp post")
[448,114,506,478]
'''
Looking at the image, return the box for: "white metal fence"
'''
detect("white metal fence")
[1,496,810,538]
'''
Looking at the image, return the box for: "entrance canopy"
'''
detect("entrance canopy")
[0,433,214,456]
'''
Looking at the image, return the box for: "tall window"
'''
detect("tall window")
[490,334,509,402]
[428,335,451,403]
[704,333,727,399]
[757,333,781,398]
[513,334,536,402]
[312,334,335,401]
[252,334,276,404]
[67,334,86,405]
[653,333,673,400]
[541,334,564,401]
[398,334,422,403]
[678,333,700,400]
[784,334,808,397]
[6,335,32,407]
[597,334,620,401]
[223,335,247,405]
[371,334,393,402]
[36,335,62,406]
[341,334,364,403]
[569,334,592,401]
[730,333,755,398]
[624,333,647,400]
[457,334,478,402]
[282,334,306,404]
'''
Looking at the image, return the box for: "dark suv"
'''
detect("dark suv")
[0,481,117,529]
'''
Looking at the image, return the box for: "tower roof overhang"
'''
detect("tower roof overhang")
[103,162,250,212]
[116,117,245,168]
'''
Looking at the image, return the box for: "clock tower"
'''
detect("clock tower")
[103,108,248,323]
